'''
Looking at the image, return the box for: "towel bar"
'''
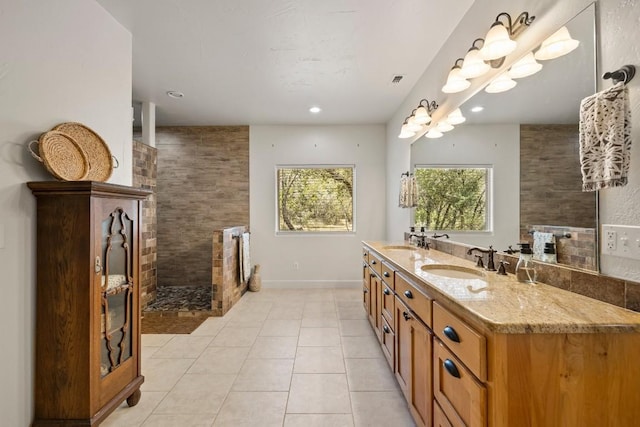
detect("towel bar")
[602,64,635,85]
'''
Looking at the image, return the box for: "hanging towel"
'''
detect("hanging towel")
[399,175,419,208]
[579,82,632,191]
[532,231,554,261]
[241,232,251,284]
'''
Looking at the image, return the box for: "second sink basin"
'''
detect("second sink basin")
[420,264,485,280]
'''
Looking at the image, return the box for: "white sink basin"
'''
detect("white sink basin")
[420,264,485,280]
[382,245,416,250]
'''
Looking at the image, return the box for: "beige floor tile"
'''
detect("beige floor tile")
[334,289,363,301]
[152,335,214,359]
[298,328,341,347]
[141,334,175,347]
[187,346,250,374]
[303,291,336,302]
[190,317,228,336]
[337,306,368,320]
[284,414,355,427]
[341,336,384,359]
[153,373,236,415]
[102,391,166,427]
[140,358,195,392]
[213,391,288,427]
[248,336,298,358]
[294,346,345,374]
[267,306,304,320]
[142,413,215,427]
[301,317,339,328]
[209,326,260,347]
[141,345,161,362]
[351,391,416,427]
[232,358,294,391]
[345,358,398,391]
[339,319,375,337]
[287,374,351,414]
[304,301,337,313]
[303,310,338,320]
[259,319,301,336]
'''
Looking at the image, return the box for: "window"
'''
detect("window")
[414,166,492,232]
[276,166,355,233]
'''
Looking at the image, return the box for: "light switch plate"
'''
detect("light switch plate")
[601,224,640,260]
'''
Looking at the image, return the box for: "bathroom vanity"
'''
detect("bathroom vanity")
[362,241,640,427]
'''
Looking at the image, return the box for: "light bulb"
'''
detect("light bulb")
[534,26,580,61]
[460,48,491,79]
[480,22,517,60]
[442,66,471,93]
[508,52,543,78]
[425,128,443,139]
[413,106,432,125]
[485,73,517,93]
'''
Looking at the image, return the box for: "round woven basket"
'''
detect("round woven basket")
[53,122,113,182]
[29,131,90,181]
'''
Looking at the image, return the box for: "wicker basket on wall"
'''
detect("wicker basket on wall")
[28,131,90,181]
[53,122,115,182]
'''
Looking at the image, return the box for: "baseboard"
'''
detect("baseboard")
[261,280,360,289]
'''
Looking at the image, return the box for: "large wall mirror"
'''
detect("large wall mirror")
[411,3,598,271]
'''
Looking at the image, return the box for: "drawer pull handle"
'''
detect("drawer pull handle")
[363,289,368,294]
[383,288,391,295]
[370,273,375,278]
[383,271,390,277]
[404,290,413,299]
[403,311,411,321]
[383,325,391,334]
[371,260,377,265]
[363,253,367,257]
[444,359,461,378]
[443,326,460,343]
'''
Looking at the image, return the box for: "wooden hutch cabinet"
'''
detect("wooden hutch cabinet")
[28,181,151,426]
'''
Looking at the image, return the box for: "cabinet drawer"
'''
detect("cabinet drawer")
[396,272,432,327]
[369,251,383,276]
[434,400,454,427]
[434,339,486,427]
[381,282,394,326]
[380,316,395,370]
[433,302,486,381]
[381,261,395,289]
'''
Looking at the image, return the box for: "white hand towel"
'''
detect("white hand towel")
[242,232,251,283]
[579,82,631,191]
[533,231,554,261]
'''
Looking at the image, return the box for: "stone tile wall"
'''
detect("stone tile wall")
[132,140,157,309]
[212,226,249,315]
[520,124,596,229]
[421,236,640,312]
[156,126,250,287]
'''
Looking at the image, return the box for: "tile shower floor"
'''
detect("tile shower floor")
[104,288,416,427]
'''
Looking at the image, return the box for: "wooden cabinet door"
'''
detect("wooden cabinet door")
[409,315,433,427]
[362,263,370,313]
[395,296,411,399]
[368,270,382,341]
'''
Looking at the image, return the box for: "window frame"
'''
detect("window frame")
[412,164,494,234]
[274,164,357,235]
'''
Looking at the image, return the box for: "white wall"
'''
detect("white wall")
[410,124,520,250]
[250,125,386,287]
[0,1,132,425]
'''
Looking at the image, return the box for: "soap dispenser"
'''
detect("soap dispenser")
[516,243,537,284]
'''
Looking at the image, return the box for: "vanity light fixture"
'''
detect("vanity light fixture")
[480,12,535,61]
[406,115,424,133]
[425,128,444,139]
[460,39,491,78]
[447,108,466,125]
[398,117,417,139]
[534,26,580,61]
[485,72,517,93]
[442,59,471,93]
[508,52,543,78]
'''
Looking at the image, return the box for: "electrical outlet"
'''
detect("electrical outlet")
[605,229,617,251]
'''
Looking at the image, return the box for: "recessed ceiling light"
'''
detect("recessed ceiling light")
[309,106,322,113]
[167,91,184,99]
[470,106,484,113]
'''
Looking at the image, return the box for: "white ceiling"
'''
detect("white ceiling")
[97,0,474,126]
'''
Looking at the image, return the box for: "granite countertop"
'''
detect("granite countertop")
[363,241,640,334]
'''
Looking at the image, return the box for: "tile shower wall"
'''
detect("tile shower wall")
[132,140,157,309]
[520,124,597,229]
[156,126,250,287]
[212,226,249,315]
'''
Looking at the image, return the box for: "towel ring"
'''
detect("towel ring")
[602,64,635,84]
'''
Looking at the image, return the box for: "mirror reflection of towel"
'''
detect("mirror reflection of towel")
[533,231,554,261]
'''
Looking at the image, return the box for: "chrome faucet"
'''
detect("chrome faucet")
[467,246,497,271]
[409,226,429,249]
